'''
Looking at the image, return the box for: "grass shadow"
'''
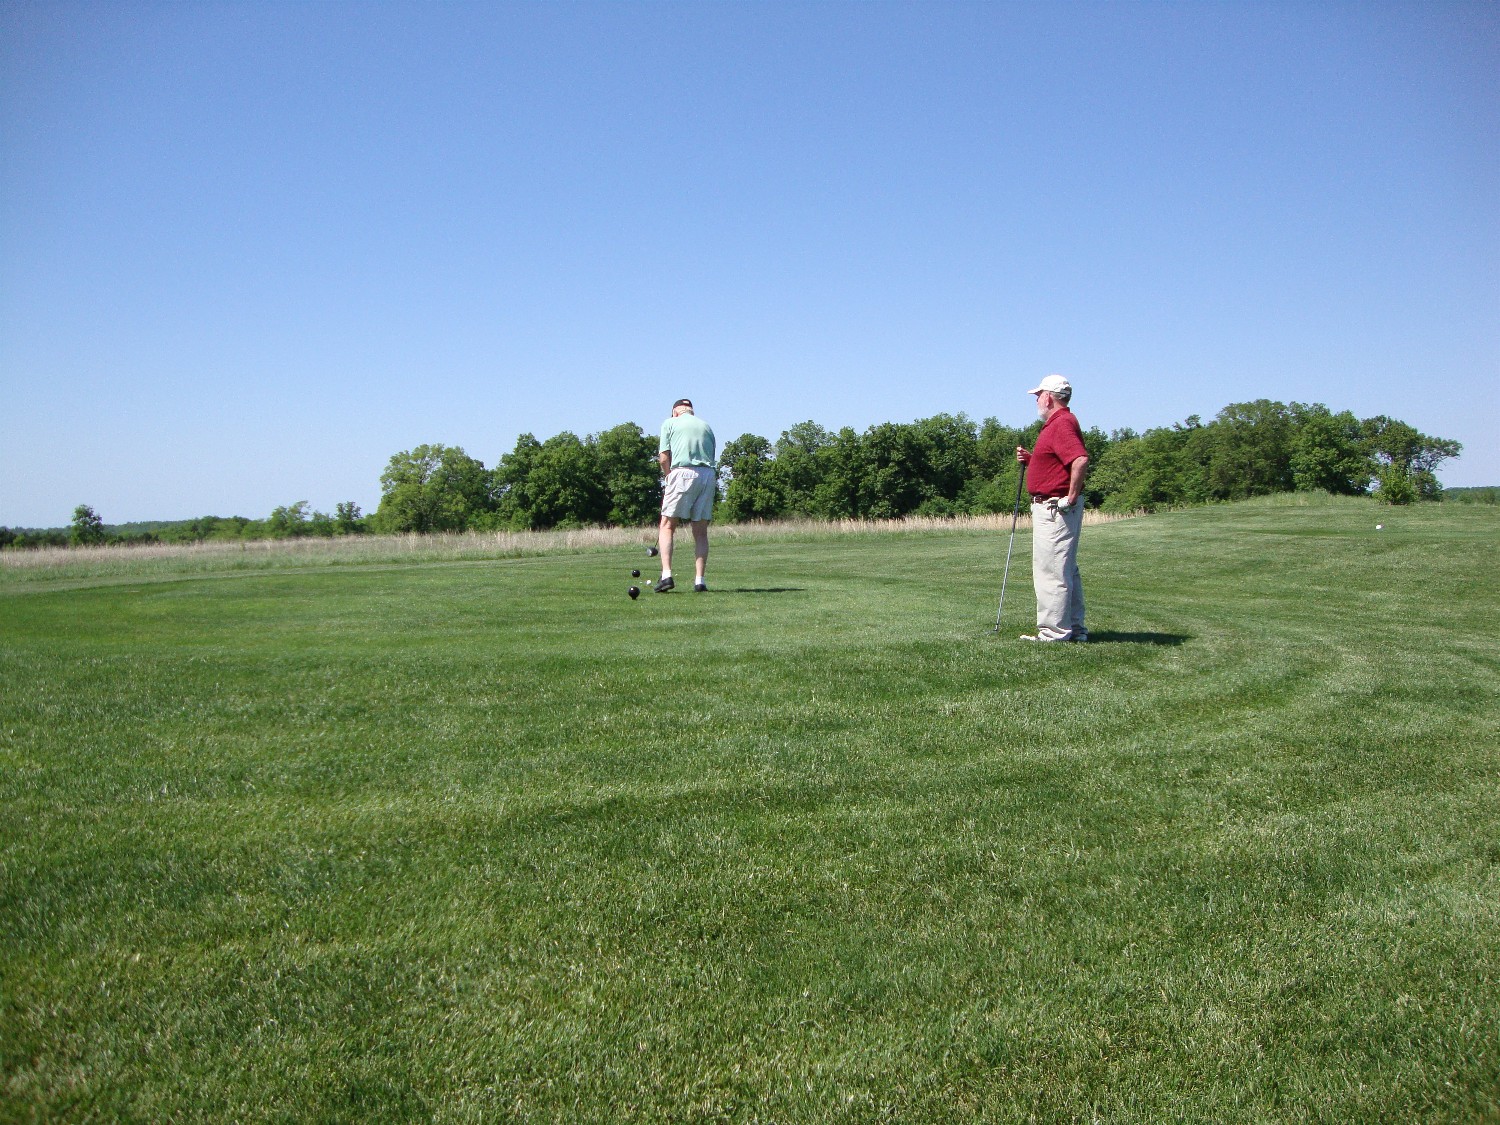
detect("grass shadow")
[721,587,807,594]
[1086,630,1190,646]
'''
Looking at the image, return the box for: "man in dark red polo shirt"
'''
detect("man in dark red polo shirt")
[1015,374,1090,642]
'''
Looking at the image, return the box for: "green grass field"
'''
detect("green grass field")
[3,495,1497,1123]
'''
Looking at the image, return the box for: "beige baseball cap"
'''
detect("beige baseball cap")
[1027,374,1072,396]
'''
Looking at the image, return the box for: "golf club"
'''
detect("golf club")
[990,471,1026,633]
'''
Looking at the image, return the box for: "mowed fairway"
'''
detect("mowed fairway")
[3,496,1497,1123]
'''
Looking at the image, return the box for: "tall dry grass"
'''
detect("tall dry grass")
[0,509,1135,586]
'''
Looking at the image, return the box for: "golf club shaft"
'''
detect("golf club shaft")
[992,471,1026,631]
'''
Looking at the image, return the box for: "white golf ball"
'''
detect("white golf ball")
[1376,524,1383,530]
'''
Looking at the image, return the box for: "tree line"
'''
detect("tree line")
[359,400,1458,531]
[0,502,369,551]
[0,399,1462,549]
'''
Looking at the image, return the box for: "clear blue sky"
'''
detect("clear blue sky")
[2,0,1495,527]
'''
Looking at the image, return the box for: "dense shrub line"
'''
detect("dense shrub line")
[356,399,1456,532]
[0,502,368,550]
[1,399,1462,548]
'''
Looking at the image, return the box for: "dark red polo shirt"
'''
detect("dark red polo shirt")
[1025,407,1088,497]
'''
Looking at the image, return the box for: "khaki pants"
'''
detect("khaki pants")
[1031,501,1086,641]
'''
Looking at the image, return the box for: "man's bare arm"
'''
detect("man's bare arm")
[1065,456,1089,505]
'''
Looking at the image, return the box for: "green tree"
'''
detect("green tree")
[857,422,927,519]
[1374,463,1418,505]
[490,434,544,529]
[334,502,365,535]
[1289,404,1372,495]
[962,417,1032,515]
[811,427,866,519]
[1362,416,1461,500]
[267,501,311,538]
[973,416,1029,482]
[1203,400,1294,500]
[1172,419,1217,505]
[70,504,106,547]
[719,434,784,522]
[372,444,495,533]
[491,433,606,530]
[769,421,832,516]
[593,423,661,527]
[210,516,252,541]
[532,432,607,528]
[1089,417,1211,513]
[909,413,980,515]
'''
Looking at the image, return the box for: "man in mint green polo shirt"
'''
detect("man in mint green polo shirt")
[655,398,717,593]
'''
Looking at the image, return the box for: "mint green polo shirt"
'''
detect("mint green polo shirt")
[659,414,716,468]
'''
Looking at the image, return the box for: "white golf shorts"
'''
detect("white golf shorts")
[662,466,716,521]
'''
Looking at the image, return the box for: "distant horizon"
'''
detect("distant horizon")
[4,394,1482,532]
[0,386,1488,527]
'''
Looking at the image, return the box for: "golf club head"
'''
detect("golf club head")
[646,546,659,557]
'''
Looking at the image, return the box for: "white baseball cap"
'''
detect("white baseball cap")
[1027,374,1072,397]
